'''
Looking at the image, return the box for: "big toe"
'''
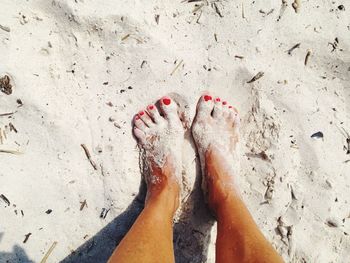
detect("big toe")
[159,96,180,123]
[195,94,214,119]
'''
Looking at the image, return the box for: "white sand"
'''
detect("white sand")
[1,0,350,262]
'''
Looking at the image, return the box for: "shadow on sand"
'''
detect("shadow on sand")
[60,160,215,263]
[0,233,35,263]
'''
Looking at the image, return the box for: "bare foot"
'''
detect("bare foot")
[133,96,184,214]
[192,94,240,215]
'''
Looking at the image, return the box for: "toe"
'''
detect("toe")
[147,104,163,124]
[222,100,230,118]
[159,96,178,120]
[138,110,154,127]
[229,107,240,127]
[195,94,214,119]
[133,127,146,144]
[134,115,148,131]
[212,97,223,118]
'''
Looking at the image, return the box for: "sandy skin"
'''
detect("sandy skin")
[108,94,284,263]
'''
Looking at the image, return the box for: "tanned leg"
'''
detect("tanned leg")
[109,96,184,263]
[192,94,284,263]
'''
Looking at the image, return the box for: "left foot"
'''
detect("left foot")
[133,96,184,213]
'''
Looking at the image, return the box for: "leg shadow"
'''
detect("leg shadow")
[173,134,215,263]
[60,182,146,263]
[61,134,214,263]
[0,233,35,263]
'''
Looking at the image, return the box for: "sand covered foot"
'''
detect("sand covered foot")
[133,96,184,210]
[192,94,240,214]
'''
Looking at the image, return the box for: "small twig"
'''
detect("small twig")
[23,233,32,243]
[0,149,22,154]
[81,144,97,170]
[247,71,264,83]
[0,112,14,117]
[304,49,312,66]
[154,14,160,24]
[242,2,245,18]
[0,24,10,32]
[287,43,301,55]
[0,194,10,206]
[170,60,184,76]
[80,199,88,211]
[40,241,58,263]
[121,34,130,41]
[9,122,18,133]
[100,208,110,219]
[213,2,223,18]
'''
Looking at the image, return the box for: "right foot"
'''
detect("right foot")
[192,94,240,215]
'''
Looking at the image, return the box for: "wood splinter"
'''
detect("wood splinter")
[287,43,301,55]
[247,71,264,83]
[81,144,97,170]
[40,241,58,263]
[304,49,312,66]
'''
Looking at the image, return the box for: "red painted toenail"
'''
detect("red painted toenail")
[162,98,171,105]
[229,106,233,109]
[135,115,140,120]
[139,111,145,116]
[215,97,221,102]
[148,105,154,110]
[222,101,227,105]
[204,95,212,101]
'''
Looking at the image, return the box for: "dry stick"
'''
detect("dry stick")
[121,34,130,41]
[23,233,32,243]
[0,24,10,32]
[81,144,97,170]
[247,71,265,83]
[242,2,245,18]
[213,2,223,18]
[40,241,58,263]
[9,122,18,133]
[170,60,184,76]
[0,149,22,154]
[80,199,88,211]
[0,112,15,117]
[0,194,10,206]
[287,43,301,55]
[304,49,312,66]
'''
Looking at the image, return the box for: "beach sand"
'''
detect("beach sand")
[0,0,350,262]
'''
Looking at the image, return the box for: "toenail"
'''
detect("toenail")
[222,101,227,105]
[139,111,145,116]
[148,105,154,110]
[204,95,212,101]
[229,106,233,109]
[162,98,171,105]
[135,115,140,120]
[215,97,221,102]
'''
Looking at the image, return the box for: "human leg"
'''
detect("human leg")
[109,96,184,263]
[192,94,284,263]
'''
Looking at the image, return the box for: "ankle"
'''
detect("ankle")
[204,147,239,215]
[145,180,180,215]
